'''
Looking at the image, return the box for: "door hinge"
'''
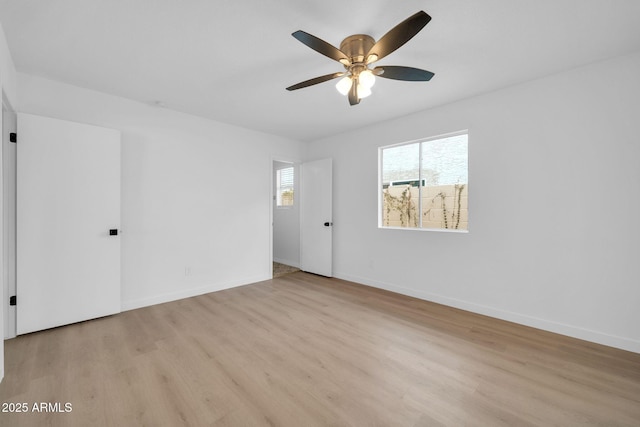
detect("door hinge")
[9,295,16,306]
[10,132,17,143]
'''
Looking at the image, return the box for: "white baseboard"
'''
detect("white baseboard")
[121,274,270,312]
[334,271,640,354]
[273,258,300,268]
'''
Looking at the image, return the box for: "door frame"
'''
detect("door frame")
[2,97,16,339]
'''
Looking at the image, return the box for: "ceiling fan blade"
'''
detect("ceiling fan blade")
[286,72,345,91]
[373,66,434,81]
[292,30,350,64]
[367,11,431,63]
[348,79,360,106]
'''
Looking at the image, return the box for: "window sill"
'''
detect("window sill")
[378,226,468,233]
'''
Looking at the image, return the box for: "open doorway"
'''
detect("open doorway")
[272,159,300,278]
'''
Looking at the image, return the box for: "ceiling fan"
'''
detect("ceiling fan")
[286,11,434,106]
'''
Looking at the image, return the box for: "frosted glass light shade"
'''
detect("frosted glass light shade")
[359,70,376,89]
[357,83,372,98]
[336,76,352,95]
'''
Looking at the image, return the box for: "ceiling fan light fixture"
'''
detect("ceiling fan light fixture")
[336,76,353,95]
[287,11,434,106]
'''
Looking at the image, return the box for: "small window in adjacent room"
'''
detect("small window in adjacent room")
[276,166,294,207]
[380,131,468,231]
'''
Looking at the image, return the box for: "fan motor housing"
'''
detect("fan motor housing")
[340,34,375,64]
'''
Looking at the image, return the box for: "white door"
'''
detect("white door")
[300,158,332,277]
[17,113,121,335]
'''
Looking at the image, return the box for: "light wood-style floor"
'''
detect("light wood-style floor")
[1,272,639,426]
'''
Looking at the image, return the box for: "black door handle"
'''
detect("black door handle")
[324,222,333,227]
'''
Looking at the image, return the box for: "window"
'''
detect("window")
[380,131,468,231]
[276,166,294,207]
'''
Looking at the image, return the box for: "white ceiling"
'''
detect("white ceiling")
[1,0,640,142]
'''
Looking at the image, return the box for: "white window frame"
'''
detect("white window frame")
[378,130,469,232]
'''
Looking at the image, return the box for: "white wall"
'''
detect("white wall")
[17,73,302,311]
[0,24,16,107]
[305,51,640,353]
[273,160,300,267]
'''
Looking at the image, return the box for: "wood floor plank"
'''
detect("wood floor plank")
[1,272,639,426]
